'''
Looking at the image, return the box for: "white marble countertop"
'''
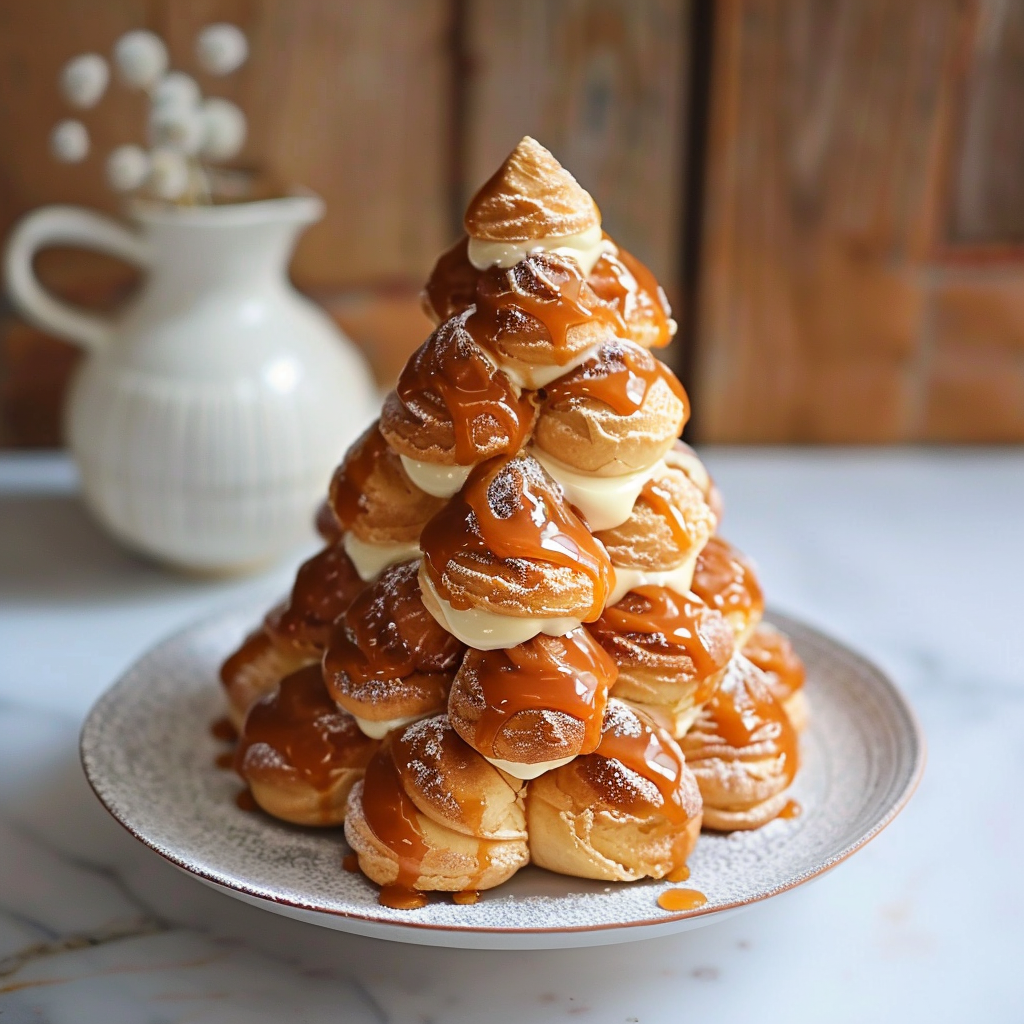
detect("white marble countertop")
[0,448,1019,1022]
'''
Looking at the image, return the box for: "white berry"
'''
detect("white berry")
[147,147,189,200]
[50,120,89,162]
[149,103,204,154]
[200,98,246,161]
[60,53,109,108]
[195,24,248,76]
[113,30,168,90]
[106,145,150,192]
[152,71,201,111]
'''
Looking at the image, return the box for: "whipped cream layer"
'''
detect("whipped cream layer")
[343,532,420,582]
[485,754,576,780]
[607,550,701,607]
[352,713,425,740]
[420,570,581,650]
[532,448,665,532]
[467,224,610,276]
[399,456,473,499]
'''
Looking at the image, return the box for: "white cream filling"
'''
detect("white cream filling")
[485,754,576,780]
[497,341,601,391]
[343,532,420,582]
[399,456,473,499]
[607,550,700,606]
[467,224,610,275]
[420,571,581,650]
[352,713,423,740]
[532,448,665,531]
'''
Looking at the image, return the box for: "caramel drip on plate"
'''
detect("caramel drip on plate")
[234,665,377,790]
[594,706,690,824]
[396,313,535,464]
[704,664,798,781]
[342,852,360,872]
[330,423,389,530]
[742,625,806,699]
[639,478,697,554]
[592,587,724,678]
[667,863,690,883]
[265,542,365,651]
[423,236,478,322]
[778,799,802,819]
[588,241,674,348]
[235,788,258,811]
[543,341,689,420]
[468,628,617,757]
[360,740,431,904]
[452,890,480,905]
[691,537,764,618]
[467,253,624,354]
[324,562,464,689]
[657,888,707,911]
[210,716,238,743]
[420,455,613,619]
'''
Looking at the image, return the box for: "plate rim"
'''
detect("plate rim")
[80,603,926,939]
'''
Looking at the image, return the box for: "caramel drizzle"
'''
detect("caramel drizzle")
[323,562,464,688]
[638,477,697,554]
[703,665,798,781]
[420,455,613,619]
[595,708,691,823]
[587,240,674,348]
[360,739,431,894]
[467,253,624,353]
[691,537,764,616]
[543,342,689,421]
[329,422,388,530]
[468,628,617,757]
[265,542,365,651]
[593,586,724,678]
[234,665,376,790]
[742,625,806,698]
[396,313,535,464]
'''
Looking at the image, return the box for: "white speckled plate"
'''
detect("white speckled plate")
[81,604,924,949]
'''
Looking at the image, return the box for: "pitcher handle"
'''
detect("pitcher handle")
[3,206,151,353]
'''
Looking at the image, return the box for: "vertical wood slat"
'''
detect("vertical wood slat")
[462,0,691,309]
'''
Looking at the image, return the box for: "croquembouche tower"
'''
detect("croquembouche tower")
[220,139,807,909]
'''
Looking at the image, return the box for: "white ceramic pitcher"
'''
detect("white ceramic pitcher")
[4,195,374,573]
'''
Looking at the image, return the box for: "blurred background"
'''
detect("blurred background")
[1,0,1021,447]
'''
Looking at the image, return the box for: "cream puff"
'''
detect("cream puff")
[220,541,366,727]
[314,498,343,544]
[742,622,808,732]
[678,654,799,831]
[589,586,735,737]
[344,716,529,902]
[234,664,378,826]
[328,420,444,578]
[596,464,717,603]
[663,441,723,523]
[527,699,702,882]
[322,560,465,739]
[447,627,617,779]
[690,536,765,646]
[418,453,614,649]
[379,311,538,498]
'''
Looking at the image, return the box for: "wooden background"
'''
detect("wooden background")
[1,0,1022,446]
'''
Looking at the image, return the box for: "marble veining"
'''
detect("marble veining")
[0,449,1020,1022]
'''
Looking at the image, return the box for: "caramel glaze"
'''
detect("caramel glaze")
[742,624,806,700]
[322,561,465,708]
[315,498,343,544]
[360,738,433,902]
[702,662,799,781]
[588,239,675,349]
[420,454,613,619]
[657,888,707,911]
[234,665,378,791]
[210,716,238,743]
[264,542,365,653]
[390,311,536,464]
[466,252,624,356]
[461,628,618,759]
[329,421,390,530]
[423,236,479,323]
[235,788,258,812]
[585,703,693,824]
[342,852,360,872]
[542,339,689,422]
[691,536,765,621]
[591,587,730,699]
[778,799,802,819]
[638,478,698,554]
